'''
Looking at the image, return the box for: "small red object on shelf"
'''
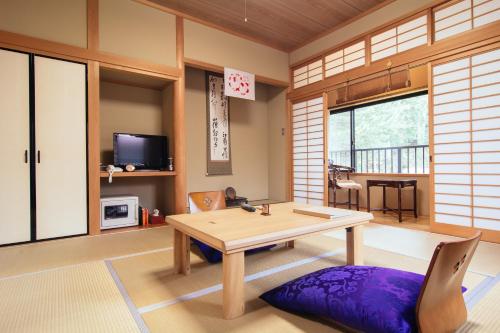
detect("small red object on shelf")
[150,214,165,225]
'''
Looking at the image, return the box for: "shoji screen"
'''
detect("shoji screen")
[292,97,326,206]
[432,47,500,233]
[324,41,365,78]
[293,60,323,89]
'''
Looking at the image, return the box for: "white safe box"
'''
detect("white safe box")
[100,196,139,230]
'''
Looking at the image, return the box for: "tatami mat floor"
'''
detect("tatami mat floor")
[0,223,498,332]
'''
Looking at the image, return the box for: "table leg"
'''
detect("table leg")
[356,190,360,211]
[174,229,191,275]
[413,184,418,218]
[223,252,245,319]
[346,225,364,265]
[285,240,295,248]
[382,185,386,214]
[367,185,371,212]
[348,189,352,210]
[398,184,402,223]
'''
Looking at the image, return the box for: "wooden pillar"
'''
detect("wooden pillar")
[174,16,187,214]
[87,0,99,51]
[87,60,100,235]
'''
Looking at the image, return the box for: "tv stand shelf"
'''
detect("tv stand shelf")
[99,170,176,178]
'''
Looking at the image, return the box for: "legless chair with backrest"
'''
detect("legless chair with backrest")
[416,231,482,332]
[188,191,275,263]
[188,190,226,213]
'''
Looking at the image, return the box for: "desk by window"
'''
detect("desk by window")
[366,179,417,222]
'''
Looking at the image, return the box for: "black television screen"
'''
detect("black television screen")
[113,133,168,170]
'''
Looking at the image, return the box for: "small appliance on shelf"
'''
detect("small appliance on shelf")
[100,195,139,230]
[114,133,169,170]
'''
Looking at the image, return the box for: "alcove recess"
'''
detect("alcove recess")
[98,63,176,222]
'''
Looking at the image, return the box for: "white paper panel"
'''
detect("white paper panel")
[474,9,500,27]
[472,107,500,120]
[434,121,470,134]
[372,46,397,61]
[308,74,322,84]
[397,24,427,44]
[434,142,470,153]
[293,152,307,160]
[434,163,471,173]
[472,130,500,141]
[308,117,323,126]
[309,66,322,76]
[473,73,500,88]
[293,121,307,130]
[435,174,471,183]
[475,207,500,219]
[293,146,307,154]
[433,69,469,86]
[294,172,307,179]
[309,178,323,186]
[398,35,427,52]
[372,28,396,44]
[474,0,500,16]
[308,151,323,159]
[435,21,472,41]
[325,50,343,62]
[472,84,500,98]
[293,101,307,110]
[308,165,323,172]
[308,132,323,140]
[308,185,324,193]
[434,79,470,95]
[308,138,323,145]
[474,196,500,208]
[308,145,323,152]
[474,175,500,185]
[433,58,470,75]
[435,213,472,226]
[473,163,500,173]
[473,140,500,152]
[294,184,307,191]
[308,60,322,70]
[435,9,472,31]
[436,194,471,205]
[307,158,323,166]
[308,97,323,106]
[474,0,490,5]
[435,184,471,195]
[308,192,323,200]
[293,127,306,136]
[325,67,342,77]
[344,49,364,63]
[434,90,470,104]
[434,100,470,114]
[294,66,307,76]
[294,177,307,184]
[435,204,472,216]
[435,0,471,21]
[433,131,470,144]
[434,111,470,124]
[344,58,365,71]
[398,15,427,33]
[472,48,500,65]
[473,152,500,162]
[293,133,307,141]
[294,80,307,88]
[308,199,324,206]
[293,159,307,166]
[294,190,307,197]
[294,197,307,204]
[372,37,397,53]
[472,60,500,76]
[474,185,500,195]
[325,58,343,69]
[474,218,500,230]
[308,102,323,111]
[434,153,471,163]
[294,165,307,172]
[472,117,500,130]
[345,41,365,54]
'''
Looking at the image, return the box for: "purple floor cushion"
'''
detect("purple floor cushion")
[192,239,275,263]
[260,266,467,333]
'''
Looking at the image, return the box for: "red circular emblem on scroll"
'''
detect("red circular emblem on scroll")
[228,73,250,96]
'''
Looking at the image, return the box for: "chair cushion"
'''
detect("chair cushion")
[260,265,467,333]
[192,239,275,263]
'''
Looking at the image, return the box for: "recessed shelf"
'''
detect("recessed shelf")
[100,170,176,178]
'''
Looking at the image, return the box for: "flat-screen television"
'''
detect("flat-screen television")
[113,133,168,170]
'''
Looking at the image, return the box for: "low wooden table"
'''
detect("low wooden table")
[366,179,417,222]
[166,202,373,319]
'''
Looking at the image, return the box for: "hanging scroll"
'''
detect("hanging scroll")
[206,72,232,175]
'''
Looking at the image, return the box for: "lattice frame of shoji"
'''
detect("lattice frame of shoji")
[431,47,500,231]
[324,41,365,78]
[370,15,428,62]
[292,97,325,206]
[434,0,500,42]
[292,59,323,89]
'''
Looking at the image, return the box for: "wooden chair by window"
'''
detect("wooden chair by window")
[328,164,361,211]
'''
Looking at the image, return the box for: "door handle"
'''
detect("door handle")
[37,150,40,163]
[24,150,28,163]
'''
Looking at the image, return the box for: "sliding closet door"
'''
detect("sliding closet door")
[431,47,500,239]
[0,49,31,245]
[35,56,87,240]
[292,96,326,206]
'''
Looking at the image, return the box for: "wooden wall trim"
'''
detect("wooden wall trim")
[87,0,99,50]
[174,16,187,214]
[288,23,500,102]
[184,57,289,88]
[87,60,101,236]
[0,30,181,78]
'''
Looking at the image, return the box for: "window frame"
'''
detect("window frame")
[329,90,429,174]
